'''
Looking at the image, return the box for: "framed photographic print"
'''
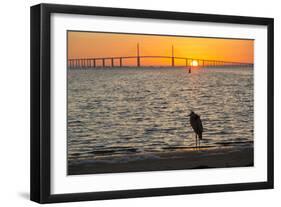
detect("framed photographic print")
[30,3,274,203]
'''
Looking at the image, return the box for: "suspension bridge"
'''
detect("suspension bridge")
[67,44,253,69]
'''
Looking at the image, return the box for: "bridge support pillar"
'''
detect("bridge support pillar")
[120,58,122,67]
[137,43,141,67]
[171,45,175,67]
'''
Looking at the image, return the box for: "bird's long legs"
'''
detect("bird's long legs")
[195,134,201,150]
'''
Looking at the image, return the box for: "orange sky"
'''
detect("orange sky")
[68,31,254,66]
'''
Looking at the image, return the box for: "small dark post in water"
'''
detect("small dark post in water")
[189,68,191,73]
[111,58,114,67]
[185,58,188,67]
[93,59,96,68]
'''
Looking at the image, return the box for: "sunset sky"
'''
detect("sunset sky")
[68,31,254,66]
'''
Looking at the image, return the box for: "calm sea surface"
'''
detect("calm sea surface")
[67,67,253,163]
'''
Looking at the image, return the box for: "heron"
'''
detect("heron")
[188,111,203,149]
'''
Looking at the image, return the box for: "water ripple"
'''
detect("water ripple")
[68,67,254,162]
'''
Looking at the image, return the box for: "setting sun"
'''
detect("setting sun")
[191,60,199,67]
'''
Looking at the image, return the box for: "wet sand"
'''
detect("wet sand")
[68,146,253,175]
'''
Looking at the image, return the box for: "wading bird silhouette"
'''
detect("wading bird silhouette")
[188,111,203,149]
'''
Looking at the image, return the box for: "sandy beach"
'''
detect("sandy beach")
[68,146,253,175]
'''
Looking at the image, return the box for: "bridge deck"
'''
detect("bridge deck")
[68,55,253,68]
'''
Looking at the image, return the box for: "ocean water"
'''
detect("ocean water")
[67,67,253,164]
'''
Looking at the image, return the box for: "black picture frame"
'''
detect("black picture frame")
[30,3,274,203]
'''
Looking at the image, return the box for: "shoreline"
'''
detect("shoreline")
[68,146,253,175]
